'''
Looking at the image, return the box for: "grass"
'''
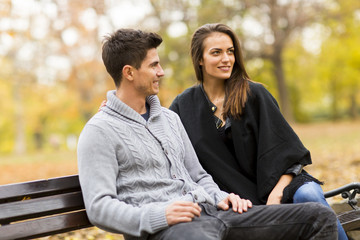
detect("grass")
[0,150,78,185]
[292,120,360,192]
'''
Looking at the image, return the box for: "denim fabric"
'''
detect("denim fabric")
[294,181,348,240]
[149,202,337,240]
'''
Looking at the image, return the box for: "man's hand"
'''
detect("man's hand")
[165,201,202,226]
[217,193,252,213]
[98,100,107,112]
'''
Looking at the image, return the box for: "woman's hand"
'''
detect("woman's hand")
[266,174,293,205]
[98,100,107,112]
[266,188,283,205]
[217,193,252,213]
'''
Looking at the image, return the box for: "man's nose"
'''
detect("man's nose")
[157,65,165,77]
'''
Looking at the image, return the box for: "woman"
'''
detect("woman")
[169,23,347,239]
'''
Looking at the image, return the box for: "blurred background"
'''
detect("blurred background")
[1,0,360,185]
[0,0,360,239]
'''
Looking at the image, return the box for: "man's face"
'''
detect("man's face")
[132,48,164,97]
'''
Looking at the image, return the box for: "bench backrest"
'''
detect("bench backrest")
[0,175,92,240]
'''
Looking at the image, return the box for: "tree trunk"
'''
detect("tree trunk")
[271,52,294,122]
[349,91,358,119]
[330,78,340,121]
[13,85,26,154]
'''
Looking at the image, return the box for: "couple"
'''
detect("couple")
[77,23,345,239]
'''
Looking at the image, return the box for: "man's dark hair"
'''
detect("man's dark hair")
[102,29,163,87]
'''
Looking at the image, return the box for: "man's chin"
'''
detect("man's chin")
[152,89,160,95]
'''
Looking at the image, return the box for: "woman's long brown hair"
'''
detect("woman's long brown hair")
[190,23,250,120]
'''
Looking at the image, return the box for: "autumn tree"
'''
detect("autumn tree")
[147,0,331,122]
[318,0,360,120]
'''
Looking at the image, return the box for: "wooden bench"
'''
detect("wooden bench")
[324,182,360,233]
[0,175,359,240]
[0,175,92,240]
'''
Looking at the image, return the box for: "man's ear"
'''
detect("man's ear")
[122,65,134,81]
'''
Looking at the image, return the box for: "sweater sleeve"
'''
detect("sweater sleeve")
[77,122,168,237]
[172,113,229,204]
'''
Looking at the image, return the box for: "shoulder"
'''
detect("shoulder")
[80,113,110,137]
[87,110,118,127]
[248,81,270,96]
[78,113,115,149]
[172,85,201,103]
[81,110,124,140]
[161,106,181,121]
[247,81,278,105]
[83,112,104,130]
[169,85,202,112]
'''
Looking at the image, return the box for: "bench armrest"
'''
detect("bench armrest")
[324,182,360,210]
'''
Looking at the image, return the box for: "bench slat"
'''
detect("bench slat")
[338,209,360,232]
[0,210,92,240]
[0,175,80,203]
[0,191,85,224]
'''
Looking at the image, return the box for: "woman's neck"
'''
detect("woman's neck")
[202,79,226,123]
[202,79,226,102]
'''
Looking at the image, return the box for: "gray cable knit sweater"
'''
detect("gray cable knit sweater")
[77,90,228,240]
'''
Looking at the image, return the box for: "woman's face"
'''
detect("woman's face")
[200,32,235,82]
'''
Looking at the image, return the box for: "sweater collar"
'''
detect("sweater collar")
[105,90,162,125]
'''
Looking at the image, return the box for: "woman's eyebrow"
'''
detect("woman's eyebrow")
[208,46,234,51]
[208,47,222,51]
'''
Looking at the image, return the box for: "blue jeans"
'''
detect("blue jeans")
[293,181,348,240]
[149,202,337,240]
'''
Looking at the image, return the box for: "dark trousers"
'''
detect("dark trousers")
[149,202,337,240]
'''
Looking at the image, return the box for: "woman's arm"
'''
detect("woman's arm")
[266,174,293,205]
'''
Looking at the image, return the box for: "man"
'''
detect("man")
[77,28,338,240]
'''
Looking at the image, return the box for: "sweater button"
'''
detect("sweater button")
[194,195,198,200]
[172,174,176,179]
[182,190,187,195]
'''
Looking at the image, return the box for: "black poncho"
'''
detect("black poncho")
[170,81,312,204]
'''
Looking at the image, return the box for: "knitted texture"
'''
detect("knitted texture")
[77,90,228,240]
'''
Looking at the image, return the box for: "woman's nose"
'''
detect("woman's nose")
[222,53,230,62]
